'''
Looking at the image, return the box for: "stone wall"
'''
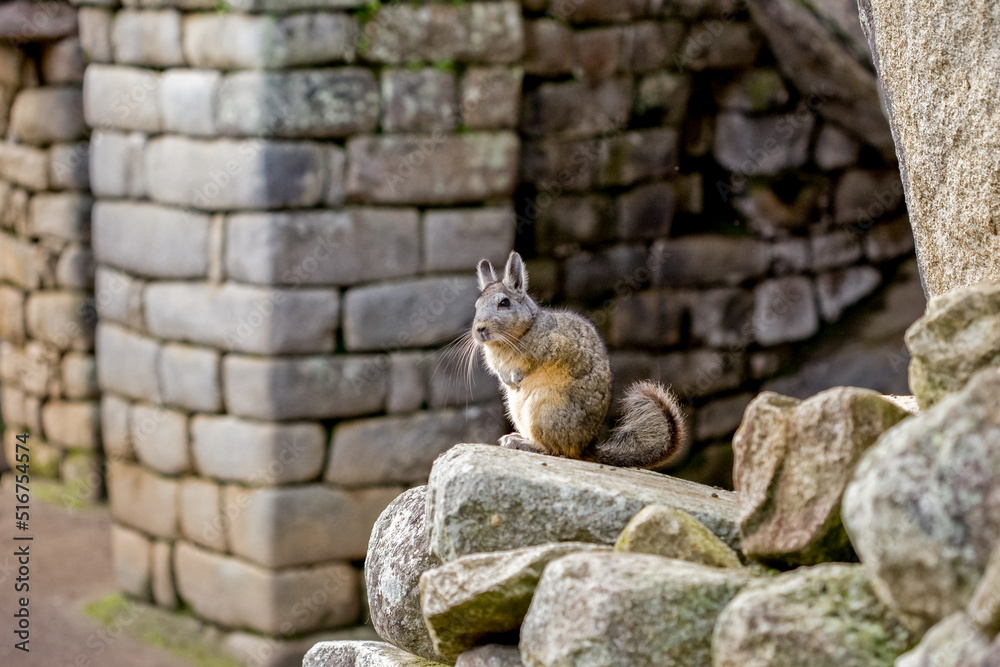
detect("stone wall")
[0,2,98,499]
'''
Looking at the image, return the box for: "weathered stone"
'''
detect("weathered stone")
[381,69,456,133]
[844,367,1000,631]
[385,352,426,413]
[145,282,339,354]
[158,343,220,413]
[178,478,225,552]
[421,543,610,661]
[108,461,178,539]
[523,19,573,75]
[0,142,49,190]
[160,69,219,136]
[111,524,151,600]
[42,401,100,450]
[651,236,771,287]
[93,266,143,330]
[635,72,692,126]
[752,276,818,346]
[624,21,685,73]
[0,233,41,290]
[26,291,95,351]
[564,245,647,299]
[343,277,478,352]
[969,545,1000,638]
[815,123,861,171]
[83,65,162,133]
[217,69,379,138]
[895,612,993,667]
[811,230,863,271]
[303,641,449,667]
[346,133,518,205]
[42,37,85,84]
[816,266,882,322]
[0,286,26,344]
[89,131,146,198]
[617,182,675,240]
[423,207,514,273]
[734,183,820,238]
[182,13,357,69]
[111,9,184,66]
[96,324,161,403]
[327,406,504,489]
[0,2,77,42]
[130,404,189,476]
[93,201,209,278]
[691,288,755,348]
[363,2,523,64]
[714,564,918,666]
[678,22,762,70]
[0,386,25,430]
[144,136,326,210]
[608,290,686,349]
[150,541,177,610]
[735,387,909,567]
[225,208,419,286]
[834,169,905,226]
[714,110,815,175]
[227,629,382,667]
[55,245,96,290]
[427,444,740,561]
[695,392,755,442]
[191,416,325,485]
[224,484,403,567]
[905,283,1000,409]
[521,551,753,667]
[713,68,789,112]
[79,8,113,64]
[533,195,614,252]
[600,128,680,187]
[28,192,91,242]
[862,215,914,262]
[521,78,631,138]
[174,543,359,636]
[570,26,622,80]
[222,354,388,420]
[9,87,86,145]
[456,645,523,667]
[101,394,132,462]
[656,349,745,400]
[461,67,522,130]
[615,505,742,568]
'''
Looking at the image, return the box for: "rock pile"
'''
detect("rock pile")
[303,280,1000,666]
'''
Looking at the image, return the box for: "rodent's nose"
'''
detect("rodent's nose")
[475,325,490,341]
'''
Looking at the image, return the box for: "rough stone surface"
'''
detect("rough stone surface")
[41,401,100,450]
[111,9,184,67]
[461,67,523,130]
[25,291,95,351]
[614,504,742,568]
[28,192,91,242]
[89,131,146,198]
[423,207,514,273]
[179,478,226,552]
[651,236,770,287]
[160,69,219,136]
[714,564,918,666]
[752,276,818,346]
[303,641,449,667]
[426,444,740,562]
[0,2,78,42]
[844,367,1000,632]
[96,323,161,404]
[521,551,753,667]
[110,524,151,600]
[0,143,49,190]
[158,343,220,413]
[421,543,610,661]
[130,404,189,476]
[83,65,162,133]
[906,283,1000,409]
[734,387,908,567]
[381,68,457,133]
[714,111,814,175]
[816,266,882,322]
[894,612,994,667]
[9,87,87,144]
[101,394,132,462]
[456,646,523,667]
[107,461,178,539]
[93,201,209,278]
[856,0,1000,295]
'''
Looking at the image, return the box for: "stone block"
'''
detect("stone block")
[131,404,189,476]
[461,67,522,130]
[423,207,514,273]
[93,266,143,330]
[1,385,25,429]
[326,406,506,488]
[816,266,882,322]
[572,27,623,81]
[364,2,523,64]
[533,195,614,252]
[96,323,161,403]
[564,245,648,299]
[523,19,573,75]
[224,485,404,567]
[9,341,61,398]
[622,21,685,73]
[182,12,357,69]
[600,128,681,186]
[151,541,178,610]
[111,9,184,66]
[815,123,861,170]
[863,215,915,262]
[386,352,426,413]
[79,8,113,64]
[834,169,906,226]
[347,132,518,205]
[93,201,209,279]
[144,282,339,354]
[0,286,26,344]
[157,343,220,413]
[381,68,456,133]
[143,136,326,210]
[691,288,755,348]
[657,349,744,399]
[160,69,218,136]
[226,208,419,286]
[769,238,812,274]
[810,230,863,270]
[617,182,676,240]
[61,451,103,504]
[89,131,146,198]
[26,291,95,351]
[191,416,325,485]
[179,478,225,552]
[635,72,691,126]
[678,21,762,70]
[111,524,152,600]
[714,110,815,175]
[217,69,379,138]
[343,277,479,351]
[753,276,819,346]
[651,236,771,287]
[0,142,49,190]
[42,37,86,84]
[608,289,687,349]
[42,400,99,449]
[695,392,755,442]
[83,65,162,133]
[28,192,92,242]
[48,142,91,191]
[108,461,179,539]
[102,394,133,462]
[0,2,78,42]
[0,44,22,88]
[521,78,631,138]
[55,245,96,290]
[712,68,789,112]
[549,0,647,22]
[174,543,360,635]
[222,354,388,420]
[61,352,98,400]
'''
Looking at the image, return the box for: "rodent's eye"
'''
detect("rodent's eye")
[498,297,511,308]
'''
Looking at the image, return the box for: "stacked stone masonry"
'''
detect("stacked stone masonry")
[0,0,922,661]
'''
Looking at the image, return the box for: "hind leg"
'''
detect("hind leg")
[499,433,547,454]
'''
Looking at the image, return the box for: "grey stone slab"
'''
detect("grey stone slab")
[93,201,210,279]
[160,69,218,136]
[111,9,184,67]
[9,87,87,145]
[131,403,190,476]
[178,478,226,552]
[96,323,162,403]
[25,291,95,351]
[83,65,162,133]
[107,461,179,539]
[158,343,220,413]
[423,207,514,273]
[752,276,819,346]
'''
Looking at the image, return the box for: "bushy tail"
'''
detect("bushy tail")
[588,381,686,469]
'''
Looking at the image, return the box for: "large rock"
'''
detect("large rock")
[894,612,993,667]
[426,444,741,562]
[614,504,742,569]
[303,641,449,667]
[714,564,918,666]
[734,387,909,567]
[364,487,445,663]
[456,646,523,667]
[420,543,609,661]
[906,283,1000,409]
[520,551,753,667]
[857,0,1000,296]
[843,367,1000,632]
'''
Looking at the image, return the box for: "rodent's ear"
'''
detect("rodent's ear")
[476,259,498,291]
[503,251,528,294]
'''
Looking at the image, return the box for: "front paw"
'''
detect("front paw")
[499,433,543,453]
[501,370,523,389]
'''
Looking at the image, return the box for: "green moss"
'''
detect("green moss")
[356,0,382,25]
[433,59,456,73]
[85,594,242,667]
[214,0,232,13]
